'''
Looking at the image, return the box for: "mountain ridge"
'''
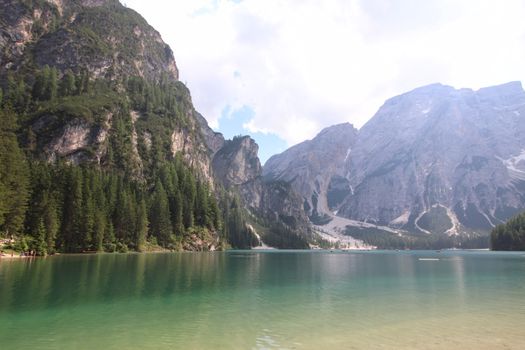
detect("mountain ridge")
[264,80,525,245]
[0,0,312,252]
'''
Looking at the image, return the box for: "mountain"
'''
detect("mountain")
[263,123,358,223]
[264,82,525,245]
[0,0,311,252]
[211,136,310,238]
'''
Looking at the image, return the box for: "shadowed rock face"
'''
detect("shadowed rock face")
[212,136,261,188]
[1,0,178,82]
[264,82,525,235]
[341,82,525,234]
[208,134,310,234]
[263,123,358,220]
[0,0,211,183]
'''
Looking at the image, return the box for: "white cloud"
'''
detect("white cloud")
[124,0,525,146]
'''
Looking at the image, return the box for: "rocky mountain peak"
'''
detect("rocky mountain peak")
[263,122,358,221]
[476,81,524,106]
[1,0,178,82]
[316,122,356,138]
[1,0,314,250]
[266,81,525,241]
[212,136,261,188]
[340,81,525,235]
[46,0,117,9]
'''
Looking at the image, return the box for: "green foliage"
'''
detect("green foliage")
[416,206,453,235]
[126,76,190,125]
[59,70,76,97]
[0,107,30,236]
[32,65,58,101]
[6,72,31,113]
[18,161,220,252]
[107,109,136,176]
[149,180,172,246]
[135,197,148,251]
[0,28,287,252]
[345,227,489,250]
[262,222,310,249]
[491,211,525,250]
[219,194,259,249]
[34,88,118,126]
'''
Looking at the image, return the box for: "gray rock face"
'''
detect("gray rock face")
[263,123,358,221]
[264,82,525,235]
[194,112,225,157]
[208,134,310,234]
[212,136,262,188]
[341,82,525,234]
[1,0,178,83]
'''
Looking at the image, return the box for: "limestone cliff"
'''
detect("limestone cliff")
[210,135,311,240]
[265,82,525,238]
[341,82,525,235]
[1,0,178,82]
[1,0,213,184]
[264,123,358,222]
[1,0,312,248]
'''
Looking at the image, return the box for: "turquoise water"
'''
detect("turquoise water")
[0,250,524,349]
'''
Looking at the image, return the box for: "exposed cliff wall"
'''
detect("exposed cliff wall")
[1,0,178,82]
[265,82,525,238]
[264,123,358,221]
[341,82,525,235]
[211,135,311,240]
[1,0,214,184]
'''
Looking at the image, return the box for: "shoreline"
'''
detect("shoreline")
[0,254,36,260]
[1,247,519,261]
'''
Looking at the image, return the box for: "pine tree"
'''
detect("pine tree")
[92,173,106,251]
[76,69,90,95]
[32,68,46,100]
[80,170,95,249]
[172,188,184,235]
[104,221,116,252]
[113,180,136,246]
[6,73,29,110]
[43,195,59,254]
[93,209,106,251]
[135,197,148,251]
[208,193,220,231]
[0,181,6,228]
[0,106,30,237]
[60,167,83,252]
[195,181,209,227]
[182,172,196,229]
[149,181,172,247]
[48,67,58,101]
[34,218,47,256]
[26,127,37,155]
[59,69,76,96]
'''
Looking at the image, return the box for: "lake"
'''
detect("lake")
[1,250,524,349]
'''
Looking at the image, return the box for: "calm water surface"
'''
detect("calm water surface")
[0,250,524,349]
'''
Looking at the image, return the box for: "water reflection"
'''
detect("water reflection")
[1,251,525,349]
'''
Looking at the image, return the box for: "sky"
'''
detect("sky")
[123,0,525,164]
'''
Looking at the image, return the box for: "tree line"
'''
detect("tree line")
[0,66,260,254]
[491,212,525,250]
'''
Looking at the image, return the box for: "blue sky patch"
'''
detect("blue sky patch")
[218,105,287,165]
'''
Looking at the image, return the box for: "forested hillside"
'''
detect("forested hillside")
[0,0,266,253]
[491,212,525,250]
